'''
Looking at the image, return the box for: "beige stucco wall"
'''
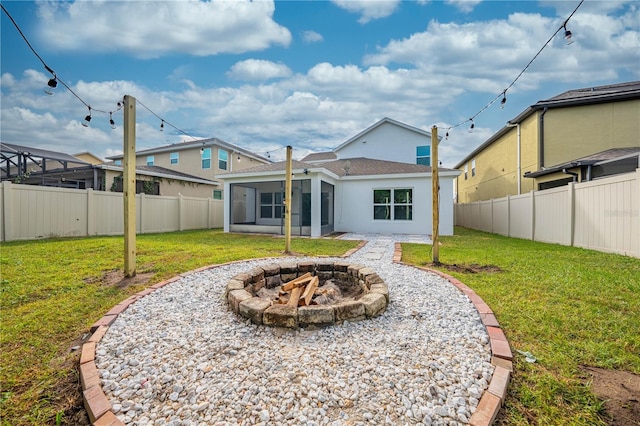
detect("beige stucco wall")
[543,99,640,167]
[456,113,541,203]
[104,169,217,198]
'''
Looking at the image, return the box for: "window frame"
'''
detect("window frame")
[146,155,155,166]
[201,148,211,169]
[170,152,179,165]
[416,145,431,166]
[213,189,223,200]
[471,158,476,177]
[464,164,468,180]
[259,192,282,219]
[218,149,228,171]
[373,188,413,221]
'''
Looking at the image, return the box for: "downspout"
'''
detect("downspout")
[506,122,522,194]
[562,168,578,182]
[539,107,548,169]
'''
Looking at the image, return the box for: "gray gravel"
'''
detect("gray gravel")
[96,234,494,425]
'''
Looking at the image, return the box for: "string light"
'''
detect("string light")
[439,0,584,139]
[160,120,164,132]
[81,106,92,127]
[109,112,116,129]
[44,75,57,95]
[563,23,574,45]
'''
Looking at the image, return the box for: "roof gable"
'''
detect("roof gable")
[333,117,432,153]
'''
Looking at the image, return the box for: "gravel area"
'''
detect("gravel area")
[96,234,494,426]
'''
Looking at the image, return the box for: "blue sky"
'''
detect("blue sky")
[1,0,638,166]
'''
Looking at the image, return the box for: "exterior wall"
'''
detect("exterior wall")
[456,114,540,203]
[335,122,430,164]
[455,169,640,258]
[543,99,640,167]
[0,182,223,241]
[334,175,456,235]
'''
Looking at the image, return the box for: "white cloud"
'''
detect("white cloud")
[331,0,401,24]
[227,59,293,81]
[36,0,291,58]
[302,30,324,43]
[445,0,482,13]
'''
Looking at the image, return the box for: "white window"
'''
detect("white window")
[373,189,413,221]
[472,159,476,177]
[202,148,211,169]
[170,152,179,165]
[464,164,468,180]
[218,149,228,170]
[114,160,121,166]
[260,192,282,219]
[146,155,154,166]
[213,190,223,200]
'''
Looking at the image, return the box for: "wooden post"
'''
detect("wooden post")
[284,145,293,254]
[123,95,137,277]
[431,126,440,264]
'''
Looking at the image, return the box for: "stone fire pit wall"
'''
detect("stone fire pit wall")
[226,260,389,328]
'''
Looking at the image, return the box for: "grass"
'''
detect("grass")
[0,229,359,426]
[401,227,640,425]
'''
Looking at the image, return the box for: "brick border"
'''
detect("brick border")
[81,243,369,424]
[393,242,512,426]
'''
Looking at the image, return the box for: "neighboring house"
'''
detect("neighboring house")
[0,142,219,196]
[106,137,271,200]
[219,117,460,237]
[454,81,640,203]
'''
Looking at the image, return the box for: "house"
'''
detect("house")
[106,137,271,199]
[454,81,640,203]
[0,142,219,196]
[219,117,460,237]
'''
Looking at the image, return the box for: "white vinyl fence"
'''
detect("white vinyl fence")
[0,182,224,242]
[455,169,640,258]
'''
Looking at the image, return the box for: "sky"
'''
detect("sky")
[1,0,638,167]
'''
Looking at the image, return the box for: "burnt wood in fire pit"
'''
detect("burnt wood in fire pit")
[226,261,388,328]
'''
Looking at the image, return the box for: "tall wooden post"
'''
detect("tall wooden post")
[431,126,440,264]
[123,95,137,277]
[284,145,293,254]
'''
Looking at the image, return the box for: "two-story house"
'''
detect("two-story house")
[455,81,640,203]
[219,117,460,237]
[106,138,271,198]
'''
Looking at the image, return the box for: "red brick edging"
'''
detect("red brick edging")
[81,241,509,425]
[393,242,513,426]
[81,246,369,425]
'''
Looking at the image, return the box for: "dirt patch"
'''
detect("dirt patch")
[583,366,640,425]
[426,262,503,274]
[83,269,153,289]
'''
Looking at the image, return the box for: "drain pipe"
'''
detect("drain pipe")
[539,107,548,169]
[562,168,578,182]
[506,122,522,194]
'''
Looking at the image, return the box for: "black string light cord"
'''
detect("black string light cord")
[440,0,585,137]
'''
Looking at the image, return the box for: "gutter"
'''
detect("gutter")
[562,168,579,182]
[539,107,548,169]
[506,122,522,194]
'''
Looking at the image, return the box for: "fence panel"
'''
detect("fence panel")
[1,182,224,241]
[508,193,533,240]
[573,172,639,256]
[454,170,639,258]
[534,186,570,245]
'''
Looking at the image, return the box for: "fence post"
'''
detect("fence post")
[87,188,95,236]
[207,198,212,229]
[178,193,184,231]
[568,182,575,247]
[1,181,11,242]
[506,195,511,237]
[530,190,536,241]
[140,192,145,234]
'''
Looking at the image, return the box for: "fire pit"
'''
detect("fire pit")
[226,260,389,328]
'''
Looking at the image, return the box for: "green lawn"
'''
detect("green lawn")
[2,228,638,425]
[401,227,640,425]
[0,230,358,425]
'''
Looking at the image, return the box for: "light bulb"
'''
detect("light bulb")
[82,114,92,127]
[44,77,57,95]
[109,113,116,129]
